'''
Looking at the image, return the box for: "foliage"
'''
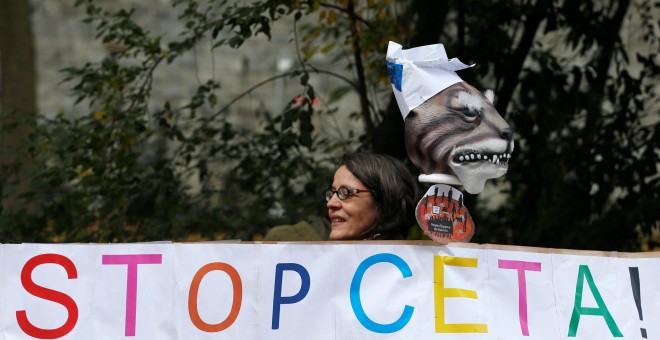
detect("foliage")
[457,0,660,250]
[0,0,658,249]
[1,0,356,242]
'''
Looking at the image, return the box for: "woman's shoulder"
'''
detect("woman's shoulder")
[263,216,329,241]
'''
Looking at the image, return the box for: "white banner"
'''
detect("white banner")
[0,242,657,339]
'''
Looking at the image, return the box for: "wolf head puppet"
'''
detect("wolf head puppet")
[386,41,514,194]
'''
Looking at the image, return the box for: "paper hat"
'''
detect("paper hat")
[386,41,473,119]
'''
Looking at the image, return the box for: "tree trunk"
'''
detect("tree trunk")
[373,0,450,159]
[0,0,36,212]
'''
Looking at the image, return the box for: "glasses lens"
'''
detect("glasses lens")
[337,187,351,200]
[324,189,334,202]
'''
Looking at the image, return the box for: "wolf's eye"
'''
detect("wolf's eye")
[461,107,481,118]
[453,90,483,120]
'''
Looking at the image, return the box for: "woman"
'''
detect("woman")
[324,152,418,240]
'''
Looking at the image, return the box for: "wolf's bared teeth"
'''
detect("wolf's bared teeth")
[455,151,513,164]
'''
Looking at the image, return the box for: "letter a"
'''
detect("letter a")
[567,265,622,337]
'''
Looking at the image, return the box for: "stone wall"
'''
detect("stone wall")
[31,0,360,136]
[29,1,658,136]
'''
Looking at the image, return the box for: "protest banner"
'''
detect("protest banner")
[0,242,657,339]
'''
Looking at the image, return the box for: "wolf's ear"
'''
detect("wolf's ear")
[484,89,495,104]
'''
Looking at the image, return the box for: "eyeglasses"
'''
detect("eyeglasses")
[324,186,371,202]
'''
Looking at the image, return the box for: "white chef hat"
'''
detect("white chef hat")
[386,41,473,119]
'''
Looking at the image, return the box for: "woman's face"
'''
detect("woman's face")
[326,165,378,240]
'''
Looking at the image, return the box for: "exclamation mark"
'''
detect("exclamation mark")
[629,267,647,338]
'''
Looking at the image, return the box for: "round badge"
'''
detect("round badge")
[415,184,474,243]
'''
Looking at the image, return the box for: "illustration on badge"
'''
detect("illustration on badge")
[415,184,474,244]
[386,41,514,243]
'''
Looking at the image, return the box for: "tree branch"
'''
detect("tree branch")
[205,68,359,122]
[496,0,551,117]
[319,2,373,29]
[346,0,374,136]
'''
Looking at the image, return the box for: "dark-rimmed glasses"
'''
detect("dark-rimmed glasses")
[324,186,370,202]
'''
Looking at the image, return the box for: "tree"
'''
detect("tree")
[462,0,660,250]
[1,0,657,250]
[0,0,36,219]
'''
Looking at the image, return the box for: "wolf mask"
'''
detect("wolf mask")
[386,41,514,194]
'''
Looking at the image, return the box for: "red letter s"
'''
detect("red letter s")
[16,253,79,339]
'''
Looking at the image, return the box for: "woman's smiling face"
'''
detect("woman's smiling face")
[326,165,378,240]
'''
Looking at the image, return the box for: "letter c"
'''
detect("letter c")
[350,253,414,333]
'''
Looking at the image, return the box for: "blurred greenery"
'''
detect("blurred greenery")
[0,0,657,250]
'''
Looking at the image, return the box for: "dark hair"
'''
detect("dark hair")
[338,152,419,239]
